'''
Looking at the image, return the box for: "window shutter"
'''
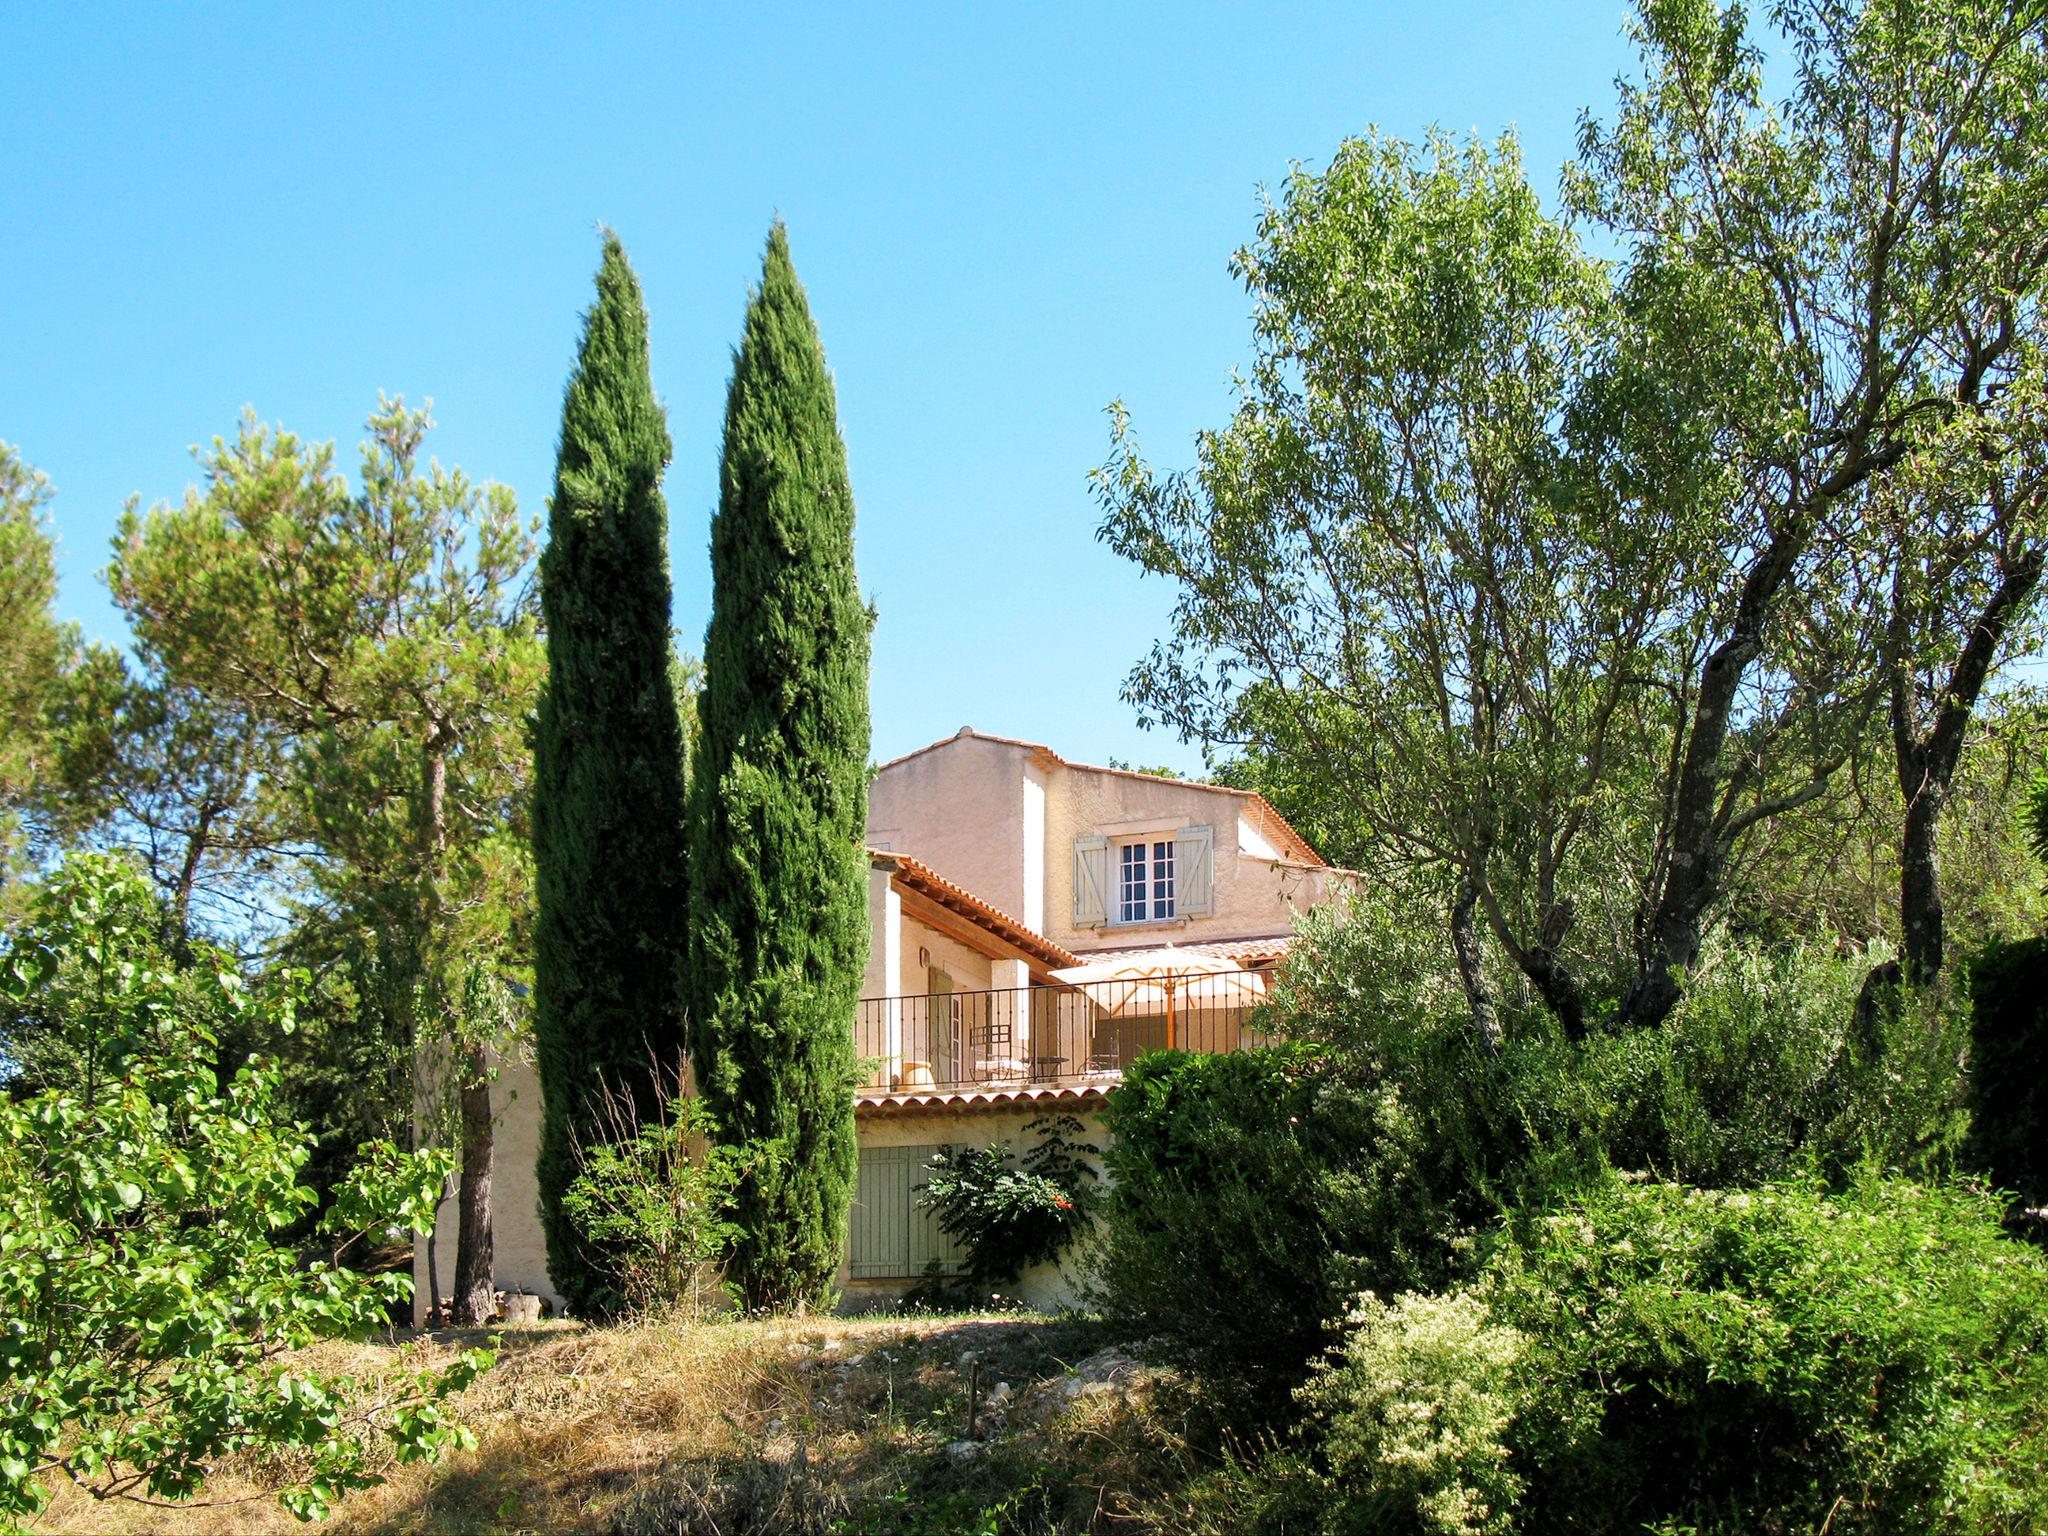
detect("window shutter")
[1073,835,1108,926]
[851,1144,965,1279]
[1175,824,1215,916]
[850,1146,912,1279]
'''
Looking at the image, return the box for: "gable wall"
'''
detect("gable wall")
[868,734,1032,921]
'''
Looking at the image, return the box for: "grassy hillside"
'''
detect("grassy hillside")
[34,1313,1207,1536]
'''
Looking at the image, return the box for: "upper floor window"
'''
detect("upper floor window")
[1075,824,1213,928]
[1117,839,1176,924]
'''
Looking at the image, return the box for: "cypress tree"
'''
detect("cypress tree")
[688,222,870,1311]
[532,234,691,1314]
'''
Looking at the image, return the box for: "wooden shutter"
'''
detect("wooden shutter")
[849,1144,964,1279]
[1175,824,1215,916]
[1073,835,1108,926]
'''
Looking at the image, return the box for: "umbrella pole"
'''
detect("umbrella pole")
[1166,979,1176,1051]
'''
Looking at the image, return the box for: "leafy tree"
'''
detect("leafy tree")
[1872,389,2046,987]
[1574,0,2048,1024]
[688,222,871,1311]
[51,657,306,957]
[1097,129,1691,1042]
[531,234,692,1315]
[108,400,541,1325]
[1098,0,2048,1035]
[0,445,91,921]
[0,853,489,1529]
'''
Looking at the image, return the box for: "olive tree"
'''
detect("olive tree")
[1100,0,2048,1033]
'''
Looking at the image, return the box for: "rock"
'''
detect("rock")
[945,1440,983,1461]
[987,1381,1013,1406]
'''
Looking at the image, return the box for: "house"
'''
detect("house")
[416,728,1353,1320]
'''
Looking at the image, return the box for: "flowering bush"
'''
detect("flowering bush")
[1298,1291,1526,1536]
[914,1114,1096,1286]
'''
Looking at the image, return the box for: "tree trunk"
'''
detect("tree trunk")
[424,1193,446,1328]
[449,1040,497,1326]
[418,720,500,1328]
[1621,514,1812,1031]
[1887,545,2043,990]
[1897,786,1947,985]
[1522,947,1587,1041]
[165,802,217,965]
[1449,878,1503,1055]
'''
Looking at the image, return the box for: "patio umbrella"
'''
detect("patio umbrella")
[1049,946,1267,1050]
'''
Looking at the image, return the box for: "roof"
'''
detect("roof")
[873,727,1329,867]
[1071,934,1297,968]
[868,848,1079,969]
[854,1081,1116,1116]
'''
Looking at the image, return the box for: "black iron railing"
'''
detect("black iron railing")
[853,972,1276,1095]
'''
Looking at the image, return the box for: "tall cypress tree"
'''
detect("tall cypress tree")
[688,222,870,1311]
[532,234,691,1314]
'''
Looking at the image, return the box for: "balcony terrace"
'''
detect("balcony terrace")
[853,970,1277,1102]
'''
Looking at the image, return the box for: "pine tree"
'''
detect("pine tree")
[532,235,691,1314]
[688,222,870,1311]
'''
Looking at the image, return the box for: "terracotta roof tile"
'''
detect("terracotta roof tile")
[854,1082,1116,1115]
[867,848,1079,969]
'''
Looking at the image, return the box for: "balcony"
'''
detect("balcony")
[853,972,1277,1099]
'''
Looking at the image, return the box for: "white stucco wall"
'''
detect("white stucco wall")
[414,1044,558,1324]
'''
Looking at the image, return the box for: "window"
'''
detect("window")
[1116,838,1176,924]
[1073,825,1212,928]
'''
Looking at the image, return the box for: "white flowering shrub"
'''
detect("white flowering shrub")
[1298,1290,1525,1536]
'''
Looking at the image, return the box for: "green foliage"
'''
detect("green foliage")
[0,852,193,1093]
[1098,0,2048,1030]
[1293,1291,1527,1536]
[532,233,692,1315]
[688,221,870,1313]
[1485,1176,2048,1535]
[1273,902,1969,1209]
[560,1093,743,1317]
[0,444,93,922]
[1092,1043,1449,1420]
[109,396,543,1322]
[2029,769,2048,865]
[0,854,489,1528]
[1967,936,2048,1215]
[914,1116,1097,1288]
[1095,904,1976,1435]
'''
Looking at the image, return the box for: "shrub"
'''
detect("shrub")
[1295,1291,1527,1536]
[914,1114,1097,1288]
[1274,908,1969,1215]
[0,854,489,1527]
[1967,936,2048,1215]
[1091,1043,1449,1419]
[1488,1175,2048,1534]
[560,1088,743,1317]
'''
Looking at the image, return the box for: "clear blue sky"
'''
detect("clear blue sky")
[5,3,1641,775]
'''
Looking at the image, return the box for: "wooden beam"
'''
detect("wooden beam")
[894,883,1061,984]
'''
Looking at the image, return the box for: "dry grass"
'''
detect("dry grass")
[30,1311,1207,1536]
